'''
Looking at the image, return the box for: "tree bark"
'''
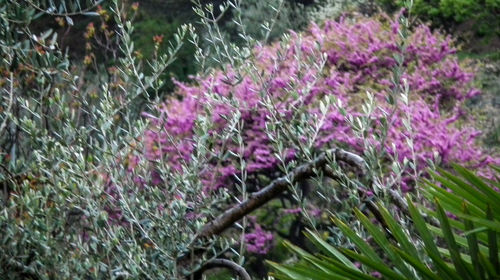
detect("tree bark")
[195,148,365,239]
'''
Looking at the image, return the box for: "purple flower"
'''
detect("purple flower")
[244,218,274,254]
[135,14,497,201]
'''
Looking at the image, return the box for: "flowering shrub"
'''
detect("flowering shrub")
[142,15,498,194]
[0,1,215,278]
[122,15,499,269]
[245,216,274,254]
[378,0,500,37]
[1,0,498,278]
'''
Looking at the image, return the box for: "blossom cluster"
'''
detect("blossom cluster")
[141,15,497,191]
[135,14,499,253]
[245,216,274,254]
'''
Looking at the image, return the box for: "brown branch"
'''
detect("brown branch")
[180,149,365,277]
[193,258,251,280]
[196,148,365,239]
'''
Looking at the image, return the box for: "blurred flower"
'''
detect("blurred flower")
[83,54,93,66]
[245,217,274,254]
[139,15,497,195]
[100,22,108,31]
[84,22,95,39]
[55,17,65,27]
[134,50,143,59]
[153,35,164,45]
[131,2,139,12]
[97,5,110,21]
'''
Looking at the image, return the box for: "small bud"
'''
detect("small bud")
[131,2,139,12]
[55,17,65,27]
[83,54,93,65]
[153,35,164,45]
[84,22,95,39]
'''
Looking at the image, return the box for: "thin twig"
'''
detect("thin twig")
[23,0,102,17]
[0,72,14,136]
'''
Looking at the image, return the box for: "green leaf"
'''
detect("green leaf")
[451,164,500,215]
[437,247,472,263]
[463,202,483,278]
[354,208,415,279]
[486,205,499,274]
[463,227,488,237]
[424,179,484,217]
[490,165,500,173]
[427,224,489,256]
[331,216,383,264]
[430,170,487,211]
[303,229,359,271]
[407,196,440,257]
[408,196,453,279]
[478,253,499,278]
[452,212,500,232]
[435,198,477,280]
[302,255,378,280]
[377,202,419,258]
[425,248,463,279]
[282,240,313,259]
[393,246,441,280]
[267,261,335,280]
[339,248,407,280]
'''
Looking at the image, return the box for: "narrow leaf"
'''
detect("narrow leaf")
[408,196,453,279]
[354,208,414,278]
[463,202,483,278]
[486,205,499,274]
[304,229,359,271]
[394,246,441,280]
[339,249,407,280]
[331,216,383,264]
[435,198,476,280]
[377,202,419,258]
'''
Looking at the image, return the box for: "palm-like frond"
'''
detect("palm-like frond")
[269,165,500,279]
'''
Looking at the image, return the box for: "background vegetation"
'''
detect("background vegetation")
[0,0,499,279]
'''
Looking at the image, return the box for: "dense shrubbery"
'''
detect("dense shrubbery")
[220,0,367,42]
[142,15,497,194]
[1,0,499,279]
[135,11,499,275]
[131,17,197,92]
[270,165,500,279]
[378,0,500,38]
[128,0,368,91]
[0,1,204,278]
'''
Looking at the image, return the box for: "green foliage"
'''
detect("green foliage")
[1,0,497,278]
[269,164,500,279]
[0,0,215,278]
[306,0,368,23]
[222,0,308,41]
[1,0,371,277]
[378,0,500,37]
[221,0,368,43]
[132,16,197,92]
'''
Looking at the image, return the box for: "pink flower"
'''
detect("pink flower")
[136,14,496,196]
